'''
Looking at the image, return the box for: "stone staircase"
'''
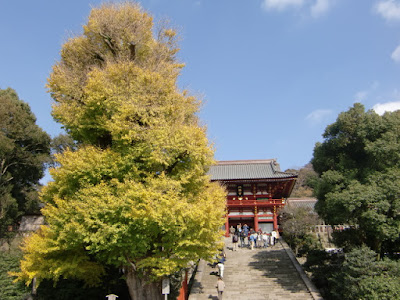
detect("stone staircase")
[189,238,321,300]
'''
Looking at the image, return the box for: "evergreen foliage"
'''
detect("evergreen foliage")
[305,247,400,300]
[0,250,30,300]
[0,88,51,238]
[312,103,400,255]
[309,103,400,299]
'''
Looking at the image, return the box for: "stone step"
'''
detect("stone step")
[189,238,320,300]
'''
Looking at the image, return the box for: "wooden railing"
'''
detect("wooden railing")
[227,198,285,207]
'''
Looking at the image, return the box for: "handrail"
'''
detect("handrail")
[227,199,284,206]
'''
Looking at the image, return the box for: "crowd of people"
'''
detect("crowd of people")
[229,223,279,250]
[213,224,280,299]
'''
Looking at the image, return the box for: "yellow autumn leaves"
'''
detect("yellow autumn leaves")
[14,2,226,289]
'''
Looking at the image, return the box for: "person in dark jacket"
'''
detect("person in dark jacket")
[232,232,238,251]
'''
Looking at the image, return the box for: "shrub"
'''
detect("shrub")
[0,251,30,300]
[305,246,400,300]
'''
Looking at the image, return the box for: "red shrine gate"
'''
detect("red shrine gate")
[208,160,297,236]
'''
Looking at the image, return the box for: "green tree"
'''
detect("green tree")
[49,133,78,169]
[14,3,226,300]
[280,205,321,255]
[312,103,400,256]
[0,88,51,237]
[329,246,400,300]
[305,247,400,300]
[50,134,77,155]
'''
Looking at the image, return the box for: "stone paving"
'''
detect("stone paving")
[189,237,322,300]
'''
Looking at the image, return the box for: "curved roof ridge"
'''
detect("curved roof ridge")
[216,159,276,165]
[216,158,277,165]
[209,159,297,181]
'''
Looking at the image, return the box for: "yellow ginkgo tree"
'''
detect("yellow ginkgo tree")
[13,3,226,299]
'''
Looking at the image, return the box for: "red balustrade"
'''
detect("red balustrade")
[227,198,284,207]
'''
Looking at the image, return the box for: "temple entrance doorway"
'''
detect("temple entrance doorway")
[258,222,273,233]
[229,217,254,232]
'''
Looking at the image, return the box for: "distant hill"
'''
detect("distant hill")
[285,163,317,198]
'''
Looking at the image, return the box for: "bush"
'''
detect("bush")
[283,232,321,256]
[303,249,344,299]
[35,267,185,300]
[330,246,400,300]
[0,246,130,300]
[280,206,321,256]
[305,246,400,300]
[35,266,130,300]
[0,251,30,300]
[330,227,364,252]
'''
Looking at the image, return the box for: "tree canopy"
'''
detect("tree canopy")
[312,103,400,255]
[279,205,321,255]
[304,245,400,300]
[0,88,51,237]
[329,246,400,300]
[14,3,226,299]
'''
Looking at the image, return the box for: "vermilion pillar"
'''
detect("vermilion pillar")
[254,207,259,232]
[273,207,278,231]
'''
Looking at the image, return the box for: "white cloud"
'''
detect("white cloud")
[373,101,400,115]
[261,0,305,11]
[375,0,400,22]
[311,0,332,18]
[391,44,400,62]
[354,81,380,102]
[261,0,335,17]
[306,109,333,123]
[355,91,368,102]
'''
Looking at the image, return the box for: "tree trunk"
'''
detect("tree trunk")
[374,239,382,260]
[125,267,162,300]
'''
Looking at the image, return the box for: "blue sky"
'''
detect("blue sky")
[1,0,400,173]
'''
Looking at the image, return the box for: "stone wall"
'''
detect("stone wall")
[19,215,45,232]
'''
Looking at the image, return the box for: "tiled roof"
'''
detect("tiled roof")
[208,159,297,181]
[287,198,317,210]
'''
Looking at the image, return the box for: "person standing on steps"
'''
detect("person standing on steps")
[229,225,235,236]
[249,230,256,250]
[237,223,242,234]
[271,230,277,247]
[217,252,225,278]
[275,229,280,243]
[232,232,238,251]
[242,223,249,247]
[240,229,246,248]
[216,277,225,300]
[262,232,269,248]
[257,231,263,248]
